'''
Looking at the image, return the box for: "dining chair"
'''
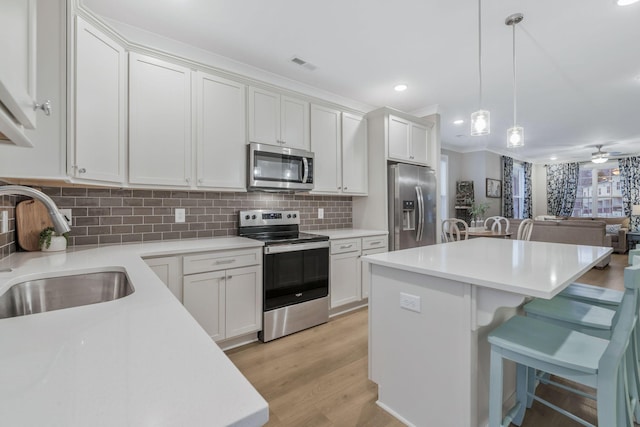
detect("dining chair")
[441,218,468,242]
[488,264,640,427]
[485,216,510,233]
[516,219,534,241]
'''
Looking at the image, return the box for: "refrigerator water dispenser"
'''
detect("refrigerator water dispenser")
[402,200,416,231]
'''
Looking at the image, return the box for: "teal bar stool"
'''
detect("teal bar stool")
[488,264,640,427]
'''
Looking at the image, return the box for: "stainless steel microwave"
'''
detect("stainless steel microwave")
[248,143,314,192]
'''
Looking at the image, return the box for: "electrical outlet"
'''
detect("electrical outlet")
[175,208,186,223]
[59,209,72,226]
[1,211,8,234]
[318,208,324,219]
[400,292,421,313]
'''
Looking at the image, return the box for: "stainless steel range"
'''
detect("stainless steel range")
[238,210,329,342]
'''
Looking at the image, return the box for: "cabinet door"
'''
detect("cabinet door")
[330,250,362,308]
[410,122,428,165]
[73,17,126,183]
[361,246,387,299]
[145,256,183,301]
[342,113,367,195]
[196,72,246,190]
[0,0,37,130]
[183,271,226,342]
[248,86,279,145]
[281,95,309,150]
[129,53,192,186]
[310,104,341,193]
[388,115,410,161]
[225,266,262,338]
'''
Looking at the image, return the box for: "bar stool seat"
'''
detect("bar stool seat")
[559,282,623,307]
[524,296,616,338]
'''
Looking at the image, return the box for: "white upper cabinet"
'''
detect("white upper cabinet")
[312,107,367,196]
[341,113,367,195]
[0,0,37,146]
[71,16,126,184]
[388,114,428,165]
[248,86,309,150]
[311,104,341,193]
[195,71,246,190]
[129,53,192,187]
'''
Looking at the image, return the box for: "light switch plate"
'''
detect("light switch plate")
[318,208,324,219]
[1,211,8,234]
[175,208,186,223]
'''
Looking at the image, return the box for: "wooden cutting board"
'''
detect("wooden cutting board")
[16,199,54,251]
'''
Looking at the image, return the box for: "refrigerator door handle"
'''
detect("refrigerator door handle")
[416,186,424,241]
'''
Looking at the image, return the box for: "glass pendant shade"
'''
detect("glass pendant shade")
[507,126,524,148]
[470,110,490,136]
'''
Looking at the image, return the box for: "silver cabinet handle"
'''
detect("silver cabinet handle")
[215,259,235,265]
[78,168,86,174]
[369,241,382,245]
[185,177,191,183]
[226,276,232,280]
[340,244,353,249]
[344,186,348,190]
[34,100,52,116]
[337,186,342,190]
[198,179,203,185]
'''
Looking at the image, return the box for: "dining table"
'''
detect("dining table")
[466,227,512,238]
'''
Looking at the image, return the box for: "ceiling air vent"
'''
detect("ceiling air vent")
[290,56,317,71]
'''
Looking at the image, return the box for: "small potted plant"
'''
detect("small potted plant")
[469,202,489,228]
[39,227,69,252]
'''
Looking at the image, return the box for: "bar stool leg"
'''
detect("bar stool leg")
[512,364,527,426]
[489,347,504,427]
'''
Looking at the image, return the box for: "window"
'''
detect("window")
[572,163,623,217]
[512,162,525,219]
[440,155,448,220]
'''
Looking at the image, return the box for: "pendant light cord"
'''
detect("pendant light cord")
[478,0,483,108]
[512,22,517,126]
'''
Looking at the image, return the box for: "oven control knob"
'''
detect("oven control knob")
[244,215,250,220]
[287,214,292,218]
[293,214,297,218]
[252,215,257,220]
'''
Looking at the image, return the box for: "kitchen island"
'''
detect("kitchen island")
[363,238,612,427]
[0,238,268,427]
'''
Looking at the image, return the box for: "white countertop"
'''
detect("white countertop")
[362,238,613,299]
[311,228,388,240]
[0,237,268,427]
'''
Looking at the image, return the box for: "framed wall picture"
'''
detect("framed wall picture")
[486,178,502,198]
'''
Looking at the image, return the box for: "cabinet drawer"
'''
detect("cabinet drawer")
[330,238,361,255]
[183,249,261,275]
[362,235,387,250]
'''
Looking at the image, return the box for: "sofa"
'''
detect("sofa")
[566,217,629,254]
[509,219,611,268]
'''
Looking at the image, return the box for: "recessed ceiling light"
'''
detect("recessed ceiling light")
[453,119,464,125]
[394,84,408,92]
[616,0,639,5]
[550,156,558,160]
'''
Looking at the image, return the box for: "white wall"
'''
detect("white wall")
[442,149,462,219]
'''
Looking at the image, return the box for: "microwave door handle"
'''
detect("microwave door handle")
[302,157,309,183]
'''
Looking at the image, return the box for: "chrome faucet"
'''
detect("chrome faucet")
[0,185,71,234]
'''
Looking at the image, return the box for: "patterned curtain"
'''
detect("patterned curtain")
[618,156,640,231]
[523,162,533,219]
[502,156,514,218]
[546,162,580,216]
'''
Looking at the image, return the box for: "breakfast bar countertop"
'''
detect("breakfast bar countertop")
[0,237,268,427]
[363,237,613,299]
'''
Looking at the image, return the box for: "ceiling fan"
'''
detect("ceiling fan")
[591,145,609,163]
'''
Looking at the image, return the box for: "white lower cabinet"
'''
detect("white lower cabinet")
[144,256,183,301]
[329,235,387,309]
[182,249,262,342]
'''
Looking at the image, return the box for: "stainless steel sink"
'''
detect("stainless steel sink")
[0,271,134,319]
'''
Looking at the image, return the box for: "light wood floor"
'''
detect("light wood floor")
[226,253,630,427]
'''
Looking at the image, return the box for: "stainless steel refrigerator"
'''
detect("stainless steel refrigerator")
[388,163,437,251]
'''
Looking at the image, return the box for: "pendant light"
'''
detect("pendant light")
[471,0,490,136]
[506,13,524,148]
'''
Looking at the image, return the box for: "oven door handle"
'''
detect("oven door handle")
[264,240,329,254]
[302,157,309,183]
